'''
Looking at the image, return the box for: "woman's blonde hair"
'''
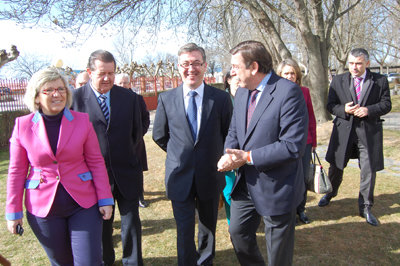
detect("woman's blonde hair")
[276,58,303,86]
[23,67,73,112]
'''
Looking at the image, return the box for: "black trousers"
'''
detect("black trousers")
[229,178,296,266]
[328,133,376,212]
[171,184,220,266]
[102,185,143,266]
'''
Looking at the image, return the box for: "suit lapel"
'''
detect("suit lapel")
[109,87,120,128]
[83,84,108,126]
[197,85,214,144]
[236,88,248,145]
[31,112,56,160]
[175,86,195,144]
[244,74,276,143]
[345,74,357,103]
[359,70,373,106]
[56,109,75,156]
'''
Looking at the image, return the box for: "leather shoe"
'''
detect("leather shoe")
[298,212,310,224]
[360,210,379,226]
[318,194,333,207]
[139,200,149,208]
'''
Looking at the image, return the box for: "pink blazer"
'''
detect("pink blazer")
[6,109,113,220]
[300,86,317,147]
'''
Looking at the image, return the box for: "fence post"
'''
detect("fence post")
[139,76,146,95]
[153,77,157,97]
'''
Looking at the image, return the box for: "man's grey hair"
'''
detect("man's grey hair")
[115,73,130,82]
[178,43,206,62]
[87,50,116,71]
[349,48,369,61]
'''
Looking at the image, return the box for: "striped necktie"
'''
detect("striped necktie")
[187,90,198,141]
[354,77,363,102]
[98,95,110,123]
[247,89,259,129]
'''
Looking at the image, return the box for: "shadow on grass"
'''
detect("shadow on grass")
[113,248,238,266]
[292,221,400,265]
[142,190,168,206]
[141,217,176,236]
[307,192,400,222]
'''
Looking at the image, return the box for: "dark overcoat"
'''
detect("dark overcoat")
[325,69,391,171]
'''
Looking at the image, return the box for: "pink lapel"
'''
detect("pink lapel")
[56,118,74,156]
[31,112,56,160]
[30,109,75,159]
[56,109,75,156]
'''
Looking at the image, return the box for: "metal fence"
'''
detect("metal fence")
[0,79,29,112]
[130,76,216,94]
[0,76,217,112]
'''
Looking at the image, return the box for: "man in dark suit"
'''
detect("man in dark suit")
[217,40,308,266]
[71,50,143,265]
[318,48,391,226]
[152,43,233,265]
[115,73,151,208]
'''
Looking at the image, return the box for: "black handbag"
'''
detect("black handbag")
[306,150,332,194]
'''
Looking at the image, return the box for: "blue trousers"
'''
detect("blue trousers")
[27,185,103,266]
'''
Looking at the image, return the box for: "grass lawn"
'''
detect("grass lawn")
[1,130,400,265]
[391,95,400,112]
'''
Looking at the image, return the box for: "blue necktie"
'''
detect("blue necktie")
[99,95,110,123]
[187,90,198,141]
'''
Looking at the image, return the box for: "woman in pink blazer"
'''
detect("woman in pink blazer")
[5,67,113,265]
[277,59,317,225]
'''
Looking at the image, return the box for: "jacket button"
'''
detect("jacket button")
[56,176,60,180]
[53,161,58,164]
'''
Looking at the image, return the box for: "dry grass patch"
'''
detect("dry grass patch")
[391,95,400,112]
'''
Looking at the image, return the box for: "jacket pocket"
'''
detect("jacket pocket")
[78,171,93,181]
[25,179,40,189]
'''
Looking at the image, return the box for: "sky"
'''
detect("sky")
[0,20,183,75]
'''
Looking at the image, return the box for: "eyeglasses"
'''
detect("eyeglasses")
[41,87,67,95]
[179,61,204,69]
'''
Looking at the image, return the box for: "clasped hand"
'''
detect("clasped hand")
[345,102,368,118]
[217,148,248,172]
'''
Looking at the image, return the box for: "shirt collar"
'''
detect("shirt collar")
[255,72,272,92]
[90,82,111,99]
[183,82,204,98]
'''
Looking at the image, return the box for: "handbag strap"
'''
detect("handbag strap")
[311,150,316,164]
[314,150,323,165]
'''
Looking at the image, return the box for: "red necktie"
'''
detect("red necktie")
[354,77,363,102]
[247,89,259,129]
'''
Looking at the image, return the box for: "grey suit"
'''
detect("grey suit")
[325,69,391,210]
[153,83,232,265]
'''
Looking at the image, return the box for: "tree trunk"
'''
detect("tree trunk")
[302,42,332,123]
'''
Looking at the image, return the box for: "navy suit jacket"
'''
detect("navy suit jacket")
[224,72,308,216]
[71,83,143,200]
[153,83,233,201]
